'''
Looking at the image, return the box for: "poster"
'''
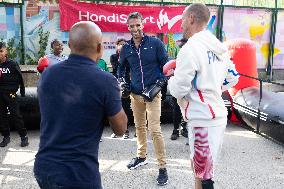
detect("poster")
[223,8,272,69]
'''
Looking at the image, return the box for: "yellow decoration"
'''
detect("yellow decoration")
[260,43,280,59]
[249,24,270,40]
[167,33,176,48]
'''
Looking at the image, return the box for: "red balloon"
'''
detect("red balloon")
[163,59,176,76]
[37,56,49,73]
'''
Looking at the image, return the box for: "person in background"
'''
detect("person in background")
[97,58,110,142]
[93,58,109,142]
[37,39,68,73]
[46,39,68,66]
[168,3,239,189]
[170,38,188,141]
[34,21,127,189]
[110,38,126,78]
[171,98,188,140]
[97,58,110,72]
[0,42,29,147]
[110,38,132,139]
[118,12,169,186]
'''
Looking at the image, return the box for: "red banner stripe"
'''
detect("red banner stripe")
[59,0,186,33]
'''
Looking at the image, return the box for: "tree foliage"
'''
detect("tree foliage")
[0,37,22,64]
[26,26,50,65]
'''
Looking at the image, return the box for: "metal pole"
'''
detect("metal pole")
[19,3,25,64]
[256,80,263,133]
[267,0,278,80]
[219,0,224,41]
[270,0,278,81]
[216,0,224,41]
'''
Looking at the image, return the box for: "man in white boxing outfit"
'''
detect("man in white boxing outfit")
[168,3,239,189]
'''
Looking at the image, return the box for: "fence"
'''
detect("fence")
[232,72,284,143]
[0,0,284,81]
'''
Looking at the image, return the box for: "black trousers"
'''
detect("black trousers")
[0,92,27,137]
[122,96,132,129]
[172,97,182,131]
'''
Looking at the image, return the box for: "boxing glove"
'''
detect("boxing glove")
[163,59,176,77]
[37,56,49,73]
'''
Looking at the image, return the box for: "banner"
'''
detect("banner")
[274,11,284,69]
[59,0,186,33]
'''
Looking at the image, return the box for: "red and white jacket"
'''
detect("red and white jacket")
[168,30,239,127]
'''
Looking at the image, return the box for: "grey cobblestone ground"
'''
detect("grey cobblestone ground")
[0,122,283,189]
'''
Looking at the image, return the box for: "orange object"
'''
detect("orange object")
[37,56,49,73]
[225,39,259,96]
[163,59,176,76]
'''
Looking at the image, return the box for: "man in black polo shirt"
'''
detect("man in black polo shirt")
[34,21,127,189]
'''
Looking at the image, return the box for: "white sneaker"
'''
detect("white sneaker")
[110,133,117,138]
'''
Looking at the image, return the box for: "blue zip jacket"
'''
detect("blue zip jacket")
[118,35,168,95]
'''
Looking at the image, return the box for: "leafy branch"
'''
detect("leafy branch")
[0,37,22,64]
[26,26,50,65]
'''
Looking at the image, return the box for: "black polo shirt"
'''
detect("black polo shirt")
[34,54,121,188]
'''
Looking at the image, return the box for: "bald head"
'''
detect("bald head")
[69,21,103,62]
[181,3,210,38]
[184,3,210,26]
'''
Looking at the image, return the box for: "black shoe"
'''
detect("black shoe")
[170,130,179,140]
[181,128,188,138]
[202,179,214,189]
[181,120,187,127]
[0,136,10,147]
[157,168,168,186]
[20,136,29,147]
[123,130,130,139]
[134,132,137,138]
[127,157,148,170]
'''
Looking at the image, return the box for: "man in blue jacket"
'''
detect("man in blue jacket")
[118,12,169,186]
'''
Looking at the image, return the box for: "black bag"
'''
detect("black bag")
[141,78,167,102]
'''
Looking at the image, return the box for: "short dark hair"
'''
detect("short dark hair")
[0,42,6,49]
[116,38,126,45]
[127,12,143,23]
[50,39,60,48]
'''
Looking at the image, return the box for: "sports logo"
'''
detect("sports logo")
[0,68,10,74]
[157,9,182,30]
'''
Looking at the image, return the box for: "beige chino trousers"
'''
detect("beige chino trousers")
[130,93,166,168]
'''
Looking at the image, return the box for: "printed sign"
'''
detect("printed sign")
[59,0,186,33]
